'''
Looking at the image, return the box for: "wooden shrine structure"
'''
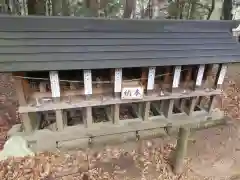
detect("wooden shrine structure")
[0,16,240,156]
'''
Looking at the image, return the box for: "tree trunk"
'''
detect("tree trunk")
[207,0,215,20]
[27,0,36,14]
[27,0,45,15]
[85,0,99,17]
[189,0,196,19]
[123,0,136,18]
[178,1,184,19]
[52,0,58,15]
[222,0,232,20]
[152,0,159,18]
[144,0,153,18]
[61,0,69,16]
[140,0,145,18]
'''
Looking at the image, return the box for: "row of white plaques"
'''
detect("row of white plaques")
[49,64,227,100]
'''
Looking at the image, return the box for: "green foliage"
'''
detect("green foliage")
[167,1,179,18]
[69,0,122,17]
[103,0,122,18]
[167,0,214,19]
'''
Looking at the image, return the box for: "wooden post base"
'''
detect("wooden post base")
[172,127,190,174]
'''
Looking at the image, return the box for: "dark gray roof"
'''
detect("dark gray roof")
[0,16,239,72]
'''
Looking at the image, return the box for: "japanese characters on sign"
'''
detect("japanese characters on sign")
[121,86,144,99]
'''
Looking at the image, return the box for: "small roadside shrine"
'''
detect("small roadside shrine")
[0,16,240,173]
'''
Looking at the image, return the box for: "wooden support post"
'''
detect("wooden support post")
[109,69,115,122]
[84,107,92,127]
[63,111,68,127]
[179,99,186,112]
[13,73,33,134]
[173,127,190,174]
[138,103,143,117]
[215,64,227,90]
[113,104,120,124]
[55,110,64,131]
[151,102,162,115]
[83,70,93,127]
[207,95,216,113]
[140,68,153,121]
[143,101,151,121]
[49,71,65,131]
[163,99,174,118]
[186,97,197,116]
[172,66,181,93]
[160,100,164,113]
[202,64,213,90]
[112,68,122,124]
[163,66,181,118]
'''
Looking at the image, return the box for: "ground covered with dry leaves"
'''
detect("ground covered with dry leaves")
[0,141,197,180]
[1,65,240,180]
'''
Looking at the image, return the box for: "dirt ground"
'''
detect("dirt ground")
[1,64,240,179]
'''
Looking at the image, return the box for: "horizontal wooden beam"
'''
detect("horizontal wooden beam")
[23,109,224,142]
[19,89,222,113]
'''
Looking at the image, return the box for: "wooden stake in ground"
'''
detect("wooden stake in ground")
[172,127,190,174]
